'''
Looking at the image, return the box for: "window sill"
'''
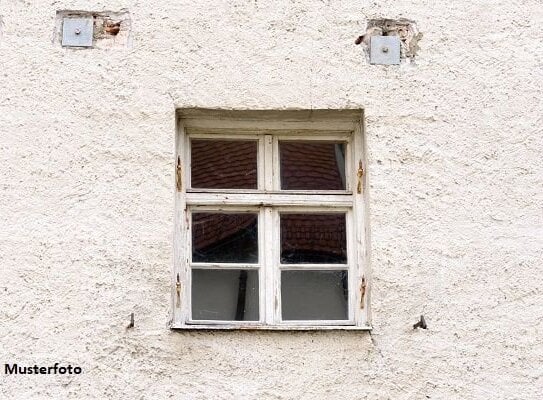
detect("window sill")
[170,324,372,331]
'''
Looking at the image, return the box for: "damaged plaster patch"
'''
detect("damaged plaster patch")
[356,19,422,63]
[54,10,131,49]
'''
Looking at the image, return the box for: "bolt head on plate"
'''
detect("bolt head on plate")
[62,17,93,47]
[370,36,401,65]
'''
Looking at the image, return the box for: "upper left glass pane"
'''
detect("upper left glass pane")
[190,139,258,189]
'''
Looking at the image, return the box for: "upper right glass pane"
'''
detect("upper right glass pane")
[279,141,346,190]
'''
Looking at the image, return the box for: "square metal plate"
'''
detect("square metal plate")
[62,17,93,47]
[370,36,401,65]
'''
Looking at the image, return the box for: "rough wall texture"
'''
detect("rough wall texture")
[1,1,542,399]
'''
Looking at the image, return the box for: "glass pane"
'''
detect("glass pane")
[280,213,347,264]
[191,139,258,189]
[280,141,346,190]
[192,269,259,321]
[192,213,258,263]
[281,270,348,320]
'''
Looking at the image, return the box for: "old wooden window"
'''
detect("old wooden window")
[172,109,370,330]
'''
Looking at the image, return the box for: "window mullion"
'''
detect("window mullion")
[263,207,275,325]
[264,134,274,191]
[264,134,275,325]
[272,135,280,190]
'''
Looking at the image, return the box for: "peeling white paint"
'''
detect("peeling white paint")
[0,1,542,399]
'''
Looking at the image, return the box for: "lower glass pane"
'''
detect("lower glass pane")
[191,269,259,321]
[281,270,348,321]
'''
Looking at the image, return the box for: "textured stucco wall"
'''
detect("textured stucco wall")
[1,1,542,399]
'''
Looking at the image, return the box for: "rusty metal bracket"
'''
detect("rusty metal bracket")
[175,156,182,192]
[175,273,182,307]
[357,161,364,194]
[360,276,367,309]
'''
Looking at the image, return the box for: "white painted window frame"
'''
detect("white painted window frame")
[171,109,371,330]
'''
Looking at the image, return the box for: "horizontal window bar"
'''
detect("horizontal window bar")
[182,119,358,131]
[275,320,354,326]
[188,189,353,195]
[278,264,349,270]
[186,320,264,325]
[186,129,353,138]
[172,323,368,330]
[190,263,261,269]
[187,132,262,139]
[186,192,354,207]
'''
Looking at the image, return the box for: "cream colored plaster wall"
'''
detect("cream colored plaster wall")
[1,1,542,399]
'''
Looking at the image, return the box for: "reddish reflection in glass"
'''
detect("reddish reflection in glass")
[280,213,347,264]
[191,140,258,189]
[192,213,258,263]
[280,141,346,190]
